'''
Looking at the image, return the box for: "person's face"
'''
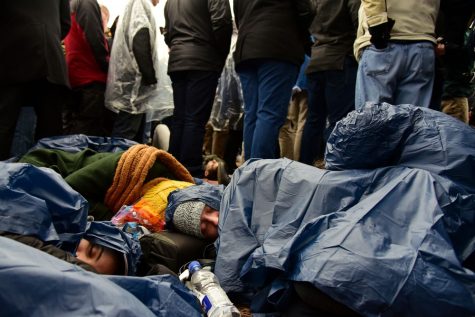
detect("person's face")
[151,0,159,7]
[204,159,219,179]
[76,239,121,275]
[200,205,219,240]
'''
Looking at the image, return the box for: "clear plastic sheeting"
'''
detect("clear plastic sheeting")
[209,24,243,132]
[0,236,202,317]
[214,104,475,316]
[146,24,174,123]
[105,0,164,115]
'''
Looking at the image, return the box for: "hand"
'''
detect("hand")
[291,86,302,100]
[368,18,395,49]
[142,77,157,86]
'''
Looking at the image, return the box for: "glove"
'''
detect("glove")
[141,76,157,86]
[368,18,395,49]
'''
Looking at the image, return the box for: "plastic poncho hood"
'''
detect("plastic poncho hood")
[105,0,161,114]
[84,221,142,276]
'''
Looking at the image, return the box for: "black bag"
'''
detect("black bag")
[140,230,216,273]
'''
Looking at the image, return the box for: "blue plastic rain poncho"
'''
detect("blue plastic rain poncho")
[214,103,475,316]
[0,161,141,274]
[30,134,137,153]
[84,221,142,276]
[0,162,202,316]
[0,236,201,317]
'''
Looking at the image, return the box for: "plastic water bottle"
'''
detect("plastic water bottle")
[188,261,240,317]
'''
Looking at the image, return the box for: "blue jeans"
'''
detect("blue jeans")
[168,70,220,177]
[237,59,299,160]
[355,42,435,110]
[300,57,357,165]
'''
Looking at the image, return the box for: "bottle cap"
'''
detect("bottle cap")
[188,260,202,274]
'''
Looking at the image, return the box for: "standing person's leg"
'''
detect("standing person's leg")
[223,127,243,173]
[293,90,308,162]
[212,129,229,159]
[355,44,400,110]
[300,72,326,165]
[0,84,25,160]
[34,80,64,141]
[112,111,145,142]
[441,97,470,123]
[168,71,187,161]
[252,60,298,159]
[237,61,259,161]
[11,106,37,158]
[279,98,298,159]
[394,42,435,108]
[179,70,219,177]
[69,82,108,136]
[324,57,358,141]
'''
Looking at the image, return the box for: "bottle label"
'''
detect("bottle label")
[202,295,213,313]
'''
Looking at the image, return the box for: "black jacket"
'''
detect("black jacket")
[233,0,315,66]
[164,0,233,73]
[307,0,360,73]
[0,0,71,86]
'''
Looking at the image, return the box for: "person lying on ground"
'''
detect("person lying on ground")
[0,162,141,275]
[113,179,223,241]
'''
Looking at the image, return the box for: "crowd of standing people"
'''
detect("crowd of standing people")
[1,0,474,176]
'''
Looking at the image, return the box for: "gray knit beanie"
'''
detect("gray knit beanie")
[172,201,205,238]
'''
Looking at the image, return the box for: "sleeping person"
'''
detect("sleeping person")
[0,162,141,276]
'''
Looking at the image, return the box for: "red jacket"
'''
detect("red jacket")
[64,0,109,88]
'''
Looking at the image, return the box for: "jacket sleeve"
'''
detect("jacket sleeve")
[163,1,171,47]
[295,0,317,30]
[208,0,233,58]
[60,0,71,40]
[361,0,388,27]
[132,28,157,85]
[76,0,109,72]
[348,0,362,30]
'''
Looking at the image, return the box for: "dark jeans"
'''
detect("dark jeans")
[300,56,357,165]
[112,111,146,143]
[0,80,65,160]
[65,82,114,137]
[168,70,220,177]
[11,107,37,158]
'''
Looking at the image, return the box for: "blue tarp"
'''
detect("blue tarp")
[0,236,201,317]
[214,103,475,316]
[0,162,202,316]
[30,134,137,153]
[0,162,88,245]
